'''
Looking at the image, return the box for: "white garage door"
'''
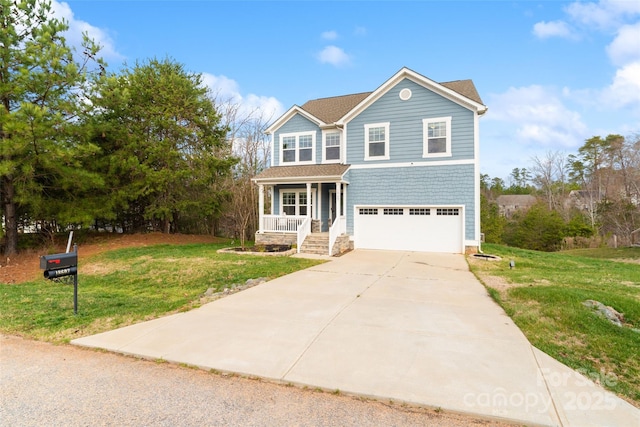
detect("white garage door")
[354,206,463,253]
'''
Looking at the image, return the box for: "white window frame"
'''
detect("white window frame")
[279,131,316,165]
[322,130,342,163]
[423,116,452,158]
[364,122,390,161]
[279,189,317,217]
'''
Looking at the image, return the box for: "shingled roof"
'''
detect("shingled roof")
[300,92,371,124]
[299,79,483,125]
[253,164,351,183]
[440,80,484,105]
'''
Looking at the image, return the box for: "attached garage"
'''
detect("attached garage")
[354,206,464,253]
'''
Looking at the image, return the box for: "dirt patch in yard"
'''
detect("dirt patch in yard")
[0,233,224,284]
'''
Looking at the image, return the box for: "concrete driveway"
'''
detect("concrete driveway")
[73,250,639,427]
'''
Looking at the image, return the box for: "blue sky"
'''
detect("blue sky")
[55,0,640,180]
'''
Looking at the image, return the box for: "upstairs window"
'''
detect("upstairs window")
[282,136,296,163]
[279,132,316,164]
[323,131,341,163]
[299,134,313,162]
[364,122,390,161]
[423,117,451,158]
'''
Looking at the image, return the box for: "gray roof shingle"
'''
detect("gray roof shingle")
[300,92,371,124]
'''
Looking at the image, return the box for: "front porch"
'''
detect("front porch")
[253,164,351,256]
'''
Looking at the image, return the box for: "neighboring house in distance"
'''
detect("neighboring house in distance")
[252,67,488,255]
[496,195,537,218]
[565,190,603,211]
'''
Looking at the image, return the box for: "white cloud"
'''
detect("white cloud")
[533,20,574,39]
[321,30,338,41]
[201,73,284,121]
[486,85,588,148]
[49,0,123,62]
[530,1,640,117]
[606,22,640,66]
[565,0,640,30]
[317,45,351,67]
[602,61,640,108]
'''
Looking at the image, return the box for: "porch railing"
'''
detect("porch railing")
[296,216,311,254]
[262,215,307,233]
[328,216,345,256]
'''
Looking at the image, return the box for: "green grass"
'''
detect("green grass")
[0,242,323,343]
[470,244,640,405]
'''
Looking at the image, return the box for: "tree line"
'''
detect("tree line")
[1,0,268,256]
[481,134,640,251]
[3,1,638,257]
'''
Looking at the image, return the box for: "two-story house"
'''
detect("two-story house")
[253,67,487,255]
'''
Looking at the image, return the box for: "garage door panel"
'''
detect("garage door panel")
[355,207,462,253]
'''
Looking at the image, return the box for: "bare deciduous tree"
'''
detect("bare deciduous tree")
[531,151,569,212]
[213,92,274,246]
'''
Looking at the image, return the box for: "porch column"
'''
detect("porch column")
[318,183,323,226]
[258,184,264,233]
[306,182,312,218]
[269,186,274,215]
[336,182,342,227]
[343,184,347,229]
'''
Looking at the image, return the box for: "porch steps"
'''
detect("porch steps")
[300,232,330,255]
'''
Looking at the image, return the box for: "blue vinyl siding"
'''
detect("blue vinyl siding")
[346,79,475,165]
[273,114,322,165]
[345,164,476,240]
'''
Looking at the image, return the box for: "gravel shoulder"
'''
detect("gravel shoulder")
[1,335,515,427]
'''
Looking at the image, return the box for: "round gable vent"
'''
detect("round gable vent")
[399,88,412,101]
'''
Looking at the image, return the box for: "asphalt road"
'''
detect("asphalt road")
[0,335,514,427]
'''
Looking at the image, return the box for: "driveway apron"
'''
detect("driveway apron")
[73,250,640,427]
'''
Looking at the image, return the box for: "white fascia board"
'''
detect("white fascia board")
[338,67,487,125]
[349,159,475,170]
[265,105,325,134]
[253,175,350,185]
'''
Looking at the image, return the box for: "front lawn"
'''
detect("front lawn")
[469,244,640,406]
[0,243,323,343]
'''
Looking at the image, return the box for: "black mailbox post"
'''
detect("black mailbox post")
[40,245,79,314]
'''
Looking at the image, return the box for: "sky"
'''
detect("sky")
[51,0,640,181]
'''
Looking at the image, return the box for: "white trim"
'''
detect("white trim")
[266,105,324,134]
[474,111,482,250]
[254,174,349,185]
[279,131,316,165]
[364,122,390,161]
[349,158,474,170]
[343,123,349,164]
[399,88,412,101]
[269,187,274,215]
[321,129,342,164]
[279,188,317,218]
[329,189,346,218]
[422,116,452,158]
[339,67,487,125]
[269,133,275,167]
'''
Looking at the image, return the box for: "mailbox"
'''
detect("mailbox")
[40,246,79,314]
[40,252,78,273]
